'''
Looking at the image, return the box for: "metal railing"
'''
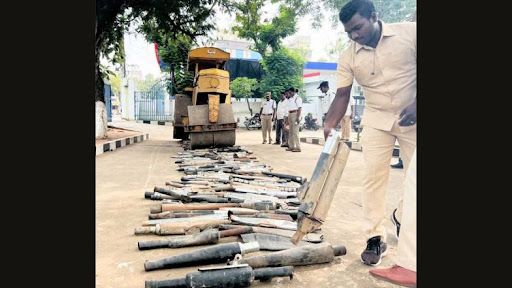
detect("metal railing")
[134,81,172,121]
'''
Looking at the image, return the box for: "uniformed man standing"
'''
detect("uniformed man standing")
[318,81,354,140]
[285,87,302,152]
[259,91,276,144]
[323,0,416,266]
[318,81,335,127]
[274,91,288,145]
[281,91,291,148]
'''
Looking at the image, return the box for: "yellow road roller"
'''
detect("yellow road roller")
[173,47,237,149]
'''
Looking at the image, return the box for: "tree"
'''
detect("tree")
[231,77,258,115]
[108,73,121,96]
[135,74,159,91]
[258,48,305,103]
[230,0,321,108]
[323,0,416,25]
[140,28,195,96]
[326,35,350,61]
[96,0,232,102]
[231,0,321,57]
[96,0,230,137]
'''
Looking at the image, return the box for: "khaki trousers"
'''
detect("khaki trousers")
[395,149,416,272]
[340,115,351,140]
[360,121,416,241]
[287,112,300,150]
[261,115,272,142]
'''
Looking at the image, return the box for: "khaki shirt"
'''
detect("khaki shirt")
[337,21,416,131]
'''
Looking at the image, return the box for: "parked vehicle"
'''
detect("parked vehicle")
[244,113,262,130]
[301,113,319,131]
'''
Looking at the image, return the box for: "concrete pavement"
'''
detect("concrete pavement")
[96,120,405,288]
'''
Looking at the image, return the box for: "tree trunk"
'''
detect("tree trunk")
[95,17,107,138]
[95,55,108,139]
[96,1,126,138]
[95,59,105,102]
[245,96,253,116]
[96,101,109,139]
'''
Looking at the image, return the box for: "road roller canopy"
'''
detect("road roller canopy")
[188,47,230,73]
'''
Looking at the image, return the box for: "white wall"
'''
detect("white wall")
[168,98,175,121]
[232,98,262,124]
[121,78,136,120]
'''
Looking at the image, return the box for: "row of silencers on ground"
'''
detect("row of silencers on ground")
[149,186,239,204]
[138,227,306,251]
[262,171,307,184]
[144,241,260,271]
[147,209,293,221]
[143,241,346,272]
[229,243,346,268]
[150,201,277,214]
[231,179,300,193]
[134,218,231,236]
[228,214,297,231]
[218,224,323,243]
[144,192,236,203]
[147,207,281,217]
[142,210,299,231]
[145,264,294,288]
[291,130,351,244]
[142,210,297,230]
[230,174,303,188]
[138,227,252,250]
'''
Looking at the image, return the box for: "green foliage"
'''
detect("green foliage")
[258,48,304,102]
[232,0,321,57]
[145,32,195,94]
[108,73,121,96]
[135,74,157,91]
[326,36,350,59]
[96,0,232,101]
[231,77,258,100]
[231,0,266,56]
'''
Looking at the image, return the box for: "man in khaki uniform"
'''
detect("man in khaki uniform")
[370,148,416,287]
[323,0,416,266]
[285,87,302,152]
[259,91,276,144]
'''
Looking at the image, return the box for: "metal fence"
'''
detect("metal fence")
[134,82,172,121]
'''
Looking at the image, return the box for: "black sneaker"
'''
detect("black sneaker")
[390,158,403,169]
[361,236,387,266]
[391,208,401,238]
